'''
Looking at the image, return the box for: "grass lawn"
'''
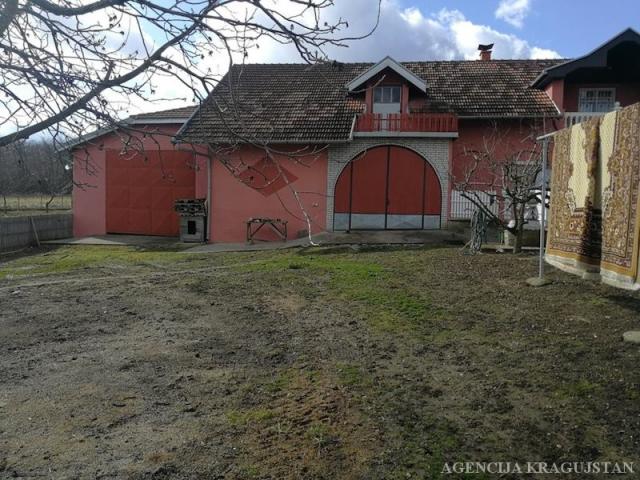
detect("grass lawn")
[0,245,639,479]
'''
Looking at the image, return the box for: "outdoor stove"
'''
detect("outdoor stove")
[174,198,207,243]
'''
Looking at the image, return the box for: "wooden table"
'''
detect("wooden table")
[246,218,288,244]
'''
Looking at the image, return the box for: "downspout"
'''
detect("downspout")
[207,154,212,242]
[348,115,357,141]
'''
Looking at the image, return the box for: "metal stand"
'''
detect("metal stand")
[527,136,552,287]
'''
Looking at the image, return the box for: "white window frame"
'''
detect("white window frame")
[578,87,615,113]
[373,86,401,104]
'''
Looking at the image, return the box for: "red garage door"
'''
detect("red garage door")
[106,150,195,236]
[334,146,441,230]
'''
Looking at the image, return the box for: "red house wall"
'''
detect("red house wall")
[72,124,205,237]
[544,79,565,113]
[73,144,106,238]
[562,82,640,111]
[450,118,555,186]
[209,145,327,243]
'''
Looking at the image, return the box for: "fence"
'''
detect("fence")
[1,194,72,212]
[0,214,72,252]
[450,189,548,227]
[354,113,458,133]
[450,190,499,220]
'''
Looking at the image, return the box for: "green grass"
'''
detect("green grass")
[243,250,447,334]
[335,362,371,388]
[238,465,261,478]
[0,245,193,279]
[264,369,296,394]
[587,296,611,307]
[555,379,602,400]
[226,408,276,426]
[305,423,336,450]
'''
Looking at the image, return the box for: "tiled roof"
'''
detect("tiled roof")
[63,106,197,150]
[406,60,565,117]
[129,106,196,121]
[176,59,565,144]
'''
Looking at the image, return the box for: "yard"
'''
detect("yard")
[0,244,639,479]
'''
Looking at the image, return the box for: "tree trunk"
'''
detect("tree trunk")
[45,194,55,213]
[513,225,524,254]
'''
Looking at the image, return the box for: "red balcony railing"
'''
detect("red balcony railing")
[355,113,458,133]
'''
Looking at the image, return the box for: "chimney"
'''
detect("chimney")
[478,43,494,61]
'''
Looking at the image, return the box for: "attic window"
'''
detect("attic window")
[374,86,401,104]
[578,88,615,112]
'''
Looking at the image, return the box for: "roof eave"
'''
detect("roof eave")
[457,113,563,120]
[63,116,190,152]
[173,101,206,144]
[129,117,190,125]
[346,56,427,92]
[531,27,640,88]
[177,137,352,146]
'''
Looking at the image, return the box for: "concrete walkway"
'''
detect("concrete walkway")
[184,230,464,253]
[45,230,464,254]
[45,235,185,248]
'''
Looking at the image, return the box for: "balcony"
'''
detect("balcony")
[353,113,458,137]
[564,111,609,127]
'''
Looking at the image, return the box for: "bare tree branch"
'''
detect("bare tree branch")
[453,121,547,253]
[0,0,379,149]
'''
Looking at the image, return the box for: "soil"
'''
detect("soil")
[0,245,639,479]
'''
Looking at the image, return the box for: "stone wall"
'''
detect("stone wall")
[326,138,451,230]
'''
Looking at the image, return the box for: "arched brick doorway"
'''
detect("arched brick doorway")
[333,145,441,230]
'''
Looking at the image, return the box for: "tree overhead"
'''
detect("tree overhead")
[0,0,379,148]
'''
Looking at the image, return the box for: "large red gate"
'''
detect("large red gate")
[333,146,441,230]
[106,150,195,236]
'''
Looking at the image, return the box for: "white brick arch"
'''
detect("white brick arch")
[326,138,451,230]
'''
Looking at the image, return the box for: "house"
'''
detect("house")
[71,28,640,243]
[533,28,640,127]
[72,107,198,237]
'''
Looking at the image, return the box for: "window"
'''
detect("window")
[578,88,615,113]
[374,86,401,104]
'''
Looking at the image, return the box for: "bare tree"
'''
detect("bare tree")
[0,140,71,210]
[453,124,545,253]
[0,0,378,149]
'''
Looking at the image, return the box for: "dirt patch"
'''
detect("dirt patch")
[0,245,639,479]
[226,367,381,479]
[262,293,308,317]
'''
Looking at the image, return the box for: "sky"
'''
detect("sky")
[377,0,640,59]
[4,0,639,137]
[249,0,639,63]
[145,0,639,112]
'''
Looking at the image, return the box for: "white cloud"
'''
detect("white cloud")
[116,0,561,117]
[530,47,561,59]
[436,8,560,59]
[495,0,531,29]
[251,1,559,62]
[4,0,562,135]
